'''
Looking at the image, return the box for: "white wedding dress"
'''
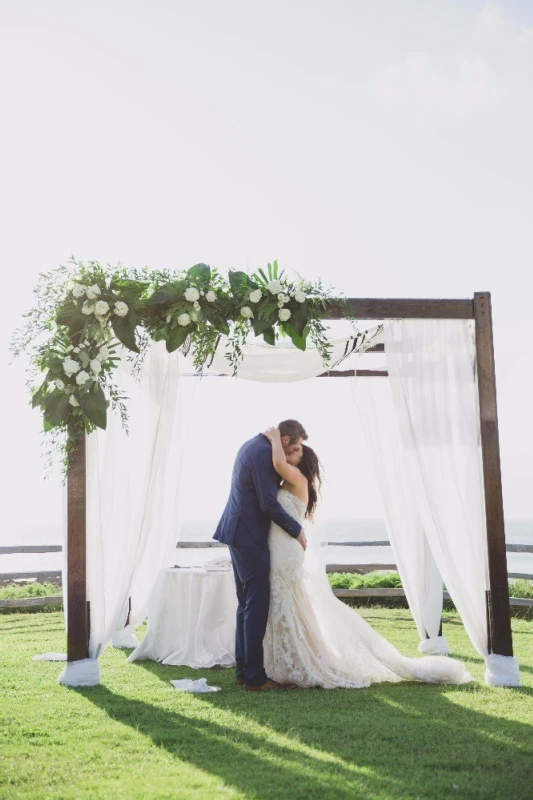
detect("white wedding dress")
[263,489,473,688]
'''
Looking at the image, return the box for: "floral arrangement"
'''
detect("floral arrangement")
[11,259,348,470]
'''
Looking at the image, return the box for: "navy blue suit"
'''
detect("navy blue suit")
[214,433,302,685]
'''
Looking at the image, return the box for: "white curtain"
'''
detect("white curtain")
[354,375,447,654]
[384,319,520,687]
[80,341,195,661]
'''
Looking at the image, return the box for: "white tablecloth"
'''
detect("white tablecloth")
[127,567,237,667]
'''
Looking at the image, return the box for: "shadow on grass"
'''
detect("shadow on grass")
[79,663,533,800]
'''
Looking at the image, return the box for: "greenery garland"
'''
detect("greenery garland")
[11,259,350,471]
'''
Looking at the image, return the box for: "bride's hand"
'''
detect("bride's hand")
[263,426,281,442]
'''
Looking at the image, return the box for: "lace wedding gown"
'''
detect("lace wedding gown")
[263,489,473,688]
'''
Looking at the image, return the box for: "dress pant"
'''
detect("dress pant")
[229,545,271,686]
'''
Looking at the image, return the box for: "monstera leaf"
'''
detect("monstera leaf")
[252,310,278,337]
[43,391,70,427]
[288,301,310,336]
[166,324,193,353]
[78,384,107,430]
[262,327,276,346]
[56,305,86,335]
[288,326,308,351]
[112,309,139,353]
[187,263,211,282]
[228,270,253,297]
[202,305,230,336]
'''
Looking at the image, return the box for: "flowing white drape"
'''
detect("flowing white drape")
[59,342,194,685]
[87,342,188,658]
[383,319,520,686]
[354,375,447,654]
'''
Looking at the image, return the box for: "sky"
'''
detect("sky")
[1,0,532,542]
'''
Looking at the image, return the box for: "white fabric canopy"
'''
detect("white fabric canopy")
[201,326,384,381]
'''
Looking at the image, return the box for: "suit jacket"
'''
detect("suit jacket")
[213,433,302,550]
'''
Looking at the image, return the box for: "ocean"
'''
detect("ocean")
[2,519,532,579]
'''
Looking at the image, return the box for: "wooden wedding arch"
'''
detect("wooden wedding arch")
[65,292,513,663]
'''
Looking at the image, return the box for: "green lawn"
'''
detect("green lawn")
[1,609,532,800]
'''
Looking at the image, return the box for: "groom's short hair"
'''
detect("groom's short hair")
[279,419,308,444]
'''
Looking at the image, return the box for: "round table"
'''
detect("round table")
[127,567,237,667]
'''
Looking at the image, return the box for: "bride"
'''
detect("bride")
[262,426,473,688]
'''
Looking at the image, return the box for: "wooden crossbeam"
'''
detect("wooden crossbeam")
[325,298,474,320]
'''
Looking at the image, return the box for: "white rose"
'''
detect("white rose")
[82,301,94,315]
[90,359,102,374]
[294,291,306,303]
[99,345,109,359]
[69,395,80,407]
[86,284,101,299]
[55,379,65,391]
[205,290,216,303]
[94,300,110,316]
[277,293,289,304]
[240,306,254,319]
[63,357,80,376]
[114,301,129,317]
[184,287,200,302]
[249,289,262,303]
[278,308,291,322]
[267,280,282,295]
[178,313,190,326]
[72,284,86,298]
[193,300,201,311]
[76,370,91,386]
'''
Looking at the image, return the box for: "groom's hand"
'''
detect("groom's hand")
[296,528,307,550]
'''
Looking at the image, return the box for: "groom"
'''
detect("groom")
[213,419,308,691]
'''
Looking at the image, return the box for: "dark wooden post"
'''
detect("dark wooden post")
[66,432,89,662]
[474,292,513,656]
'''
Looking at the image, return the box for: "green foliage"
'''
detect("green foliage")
[509,579,533,599]
[327,571,404,590]
[0,582,60,600]
[111,309,140,352]
[77,383,108,430]
[166,324,194,353]
[11,258,358,471]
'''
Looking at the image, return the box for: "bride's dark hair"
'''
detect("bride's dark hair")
[298,444,322,520]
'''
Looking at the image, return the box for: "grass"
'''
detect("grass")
[1,609,533,799]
